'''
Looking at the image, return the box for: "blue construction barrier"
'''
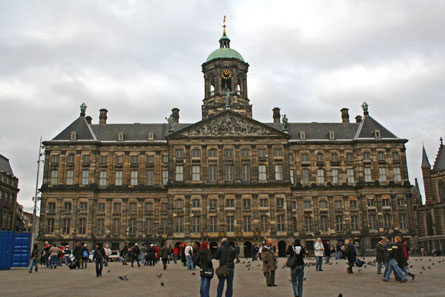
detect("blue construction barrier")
[0,231,31,270]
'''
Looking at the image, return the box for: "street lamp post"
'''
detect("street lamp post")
[31,137,43,248]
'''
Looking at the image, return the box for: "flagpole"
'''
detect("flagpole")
[31,137,43,248]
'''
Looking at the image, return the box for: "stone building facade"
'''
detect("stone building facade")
[0,154,19,231]
[38,29,416,255]
[415,139,445,253]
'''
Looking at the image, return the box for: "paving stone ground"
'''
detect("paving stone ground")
[1,256,444,297]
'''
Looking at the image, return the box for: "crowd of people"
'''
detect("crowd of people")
[28,235,417,297]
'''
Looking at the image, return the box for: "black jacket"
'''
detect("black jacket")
[396,242,407,267]
[287,245,305,266]
[214,242,235,269]
[195,250,213,270]
[93,248,105,261]
[376,242,385,263]
[160,247,170,260]
[73,245,83,259]
[132,245,140,257]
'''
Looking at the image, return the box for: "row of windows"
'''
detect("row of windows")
[302,197,406,209]
[51,154,169,166]
[0,190,15,203]
[0,174,18,187]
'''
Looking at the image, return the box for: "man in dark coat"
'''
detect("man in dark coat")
[73,242,83,269]
[376,238,385,274]
[131,243,140,268]
[120,242,129,265]
[214,238,236,297]
[344,238,357,274]
[325,240,331,264]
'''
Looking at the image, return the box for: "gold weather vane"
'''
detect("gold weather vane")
[222,16,227,34]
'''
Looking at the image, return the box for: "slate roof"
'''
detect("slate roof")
[422,146,431,169]
[267,122,360,140]
[53,117,96,141]
[90,123,191,141]
[432,142,445,172]
[355,115,397,139]
[0,154,14,176]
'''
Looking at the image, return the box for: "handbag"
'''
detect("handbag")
[216,247,232,278]
[200,267,214,279]
[286,252,298,268]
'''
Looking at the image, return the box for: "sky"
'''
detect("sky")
[1,0,444,212]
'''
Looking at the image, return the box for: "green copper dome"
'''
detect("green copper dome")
[206,48,244,63]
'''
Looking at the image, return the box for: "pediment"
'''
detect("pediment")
[168,110,287,139]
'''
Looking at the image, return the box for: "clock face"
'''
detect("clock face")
[221,69,232,80]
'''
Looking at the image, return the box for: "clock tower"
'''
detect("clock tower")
[201,18,251,119]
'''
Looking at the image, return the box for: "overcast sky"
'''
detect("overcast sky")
[1,0,444,212]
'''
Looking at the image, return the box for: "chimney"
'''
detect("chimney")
[355,115,362,123]
[273,107,281,123]
[172,108,180,124]
[340,108,349,123]
[85,116,92,124]
[99,108,108,125]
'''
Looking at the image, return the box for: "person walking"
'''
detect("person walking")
[140,244,147,266]
[49,243,59,269]
[215,238,235,297]
[401,240,415,281]
[324,240,331,264]
[382,236,407,282]
[81,244,89,269]
[131,243,141,268]
[195,241,213,297]
[160,244,170,270]
[234,243,240,263]
[173,245,179,264]
[262,238,278,287]
[28,244,39,273]
[344,238,358,274]
[121,242,129,265]
[376,238,385,274]
[185,243,195,270]
[43,241,51,268]
[93,244,105,277]
[104,244,111,267]
[287,239,306,297]
[73,242,83,269]
[314,238,324,271]
[63,245,71,266]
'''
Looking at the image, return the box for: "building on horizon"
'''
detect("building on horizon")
[0,154,19,231]
[38,26,416,256]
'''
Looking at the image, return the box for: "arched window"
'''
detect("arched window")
[439,180,445,202]
[426,213,434,236]
[210,84,215,96]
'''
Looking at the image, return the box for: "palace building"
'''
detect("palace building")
[38,25,416,256]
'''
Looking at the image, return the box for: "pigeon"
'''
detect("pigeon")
[338,294,343,297]
[161,282,165,287]
[432,263,435,266]
[303,278,307,281]
[107,270,111,273]
[191,272,196,275]
[118,275,129,281]
[420,271,423,274]
[409,265,413,268]
[358,269,361,272]
[336,262,338,264]
[364,265,367,269]
[428,266,431,270]
[157,273,163,278]
[422,266,425,270]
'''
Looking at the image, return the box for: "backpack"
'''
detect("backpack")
[342,245,349,257]
[83,250,88,258]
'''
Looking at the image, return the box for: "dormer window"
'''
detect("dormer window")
[374,129,381,139]
[299,131,306,140]
[148,132,154,141]
[118,132,124,141]
[70,131,77,140]
[329,131,335,140]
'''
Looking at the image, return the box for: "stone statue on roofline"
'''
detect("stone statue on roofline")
[282,114,288,132]
[166,113,175,132]
[224,88,236,110]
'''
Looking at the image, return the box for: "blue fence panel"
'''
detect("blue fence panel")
[0,231,13,270]
[11,232,31,267]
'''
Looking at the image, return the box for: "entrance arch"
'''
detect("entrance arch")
[278,241,287,257]
[244,241,252,258]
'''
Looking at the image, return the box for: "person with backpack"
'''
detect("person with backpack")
[194,241,213,297]
[344,238,358,274]
[93,244,105,277]
[287,239,306,297]
[214,238,235,297]
[81,244,89,269]
[29,243,39,273]
[382,236,407,282]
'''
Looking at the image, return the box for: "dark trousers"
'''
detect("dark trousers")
[162,258,168,270]
[95,259,103,276]
[264,270,276,286]
[131,257,140,267]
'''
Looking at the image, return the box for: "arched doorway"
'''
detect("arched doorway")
[210,242,218,256]
[278,241,287,257]
[244,241,252,258]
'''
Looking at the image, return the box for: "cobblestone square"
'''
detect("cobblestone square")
[1,257,444,297]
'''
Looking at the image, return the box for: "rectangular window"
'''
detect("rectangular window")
[259,199,268,207]
[225,199,234,208]
[335,215,343,232]
[241,149,250,158]
[377,152,385,161]
[394,167,401,182]
[174,199,184,209]
[317,169,325,184]
[225,165,233,181]
[66,170,74,185]
[81,170,89,185]
[162,155,169,164]
[320,216,328,232]
[130,155,139,165]
[384,214,392,228]
[192,165,201,181]
[208,149,217,158]
[62,218,70,234]
[162,170,168,185]
[192,217,200,233]
[363,152,371,161]
[368,214,376,230]
[331,153,339,162]
[128,219,136,235]
[277,215,285,232]
[112,219,121,235]
[258,149,266,158]
[301,153,309,163]
[115,171,123,185]
[399,214,407,229]
[364,167,372,182]
[397,198,406,206]
[209,199,217,208]
[146,170,154,185]
[50,170,58,185]
[67,154,74,163]
[305,217,313,232]
[191,149,201,158]
[319,201,327,209]
[243,199,251,208]
[115,155,123,165]
[224,149,233,159]
[347,169,354,184]
[78,202,87,211]
[161,202,168,212]
[274,149,283,157]
[346,153,353,162]
[393,152,400,161]
[227,216,234,232]
[351,215,359,231]
[63,202,71,211]
[334,200,342,209]
[258,165,267,181]
[292,216,298,232]
[350,200,357,208]
[289,154,294,164]
[332,169,339,184]
[242,164,250,181]
[367,199,375,207]
[208,165,217,182]
[98,203,105,212]
[260,215,268,232]
[82,154,90,163]
[51,154,59,164]
[176,166,184,181]
[316,153,324,163]
[176,149,184,159]
[304,200,312,209]
[160,219,168,234]
[243,216,251,232]
[145,202,153,212]
[146,219,153,235]
[275,164,283,180]
[192,199,200,208]
[174,217,184,233]
[78,218,86,234]
[130,170,138,185]
[302,169,310,184]
[99,155,107,164]
[379,167,387,182]
[290,169,294,184]
[46,218,54,233]
[97,219,104,235]
[99,171,107,186]
[209,216,217,232]
[277,198,284,207]
[129,202,137,212]
[113,203,121,212]
[146,155,154,165]
[382,199,391,207]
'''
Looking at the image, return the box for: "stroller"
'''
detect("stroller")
[68,255,77,269]
[355,259,365,267]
